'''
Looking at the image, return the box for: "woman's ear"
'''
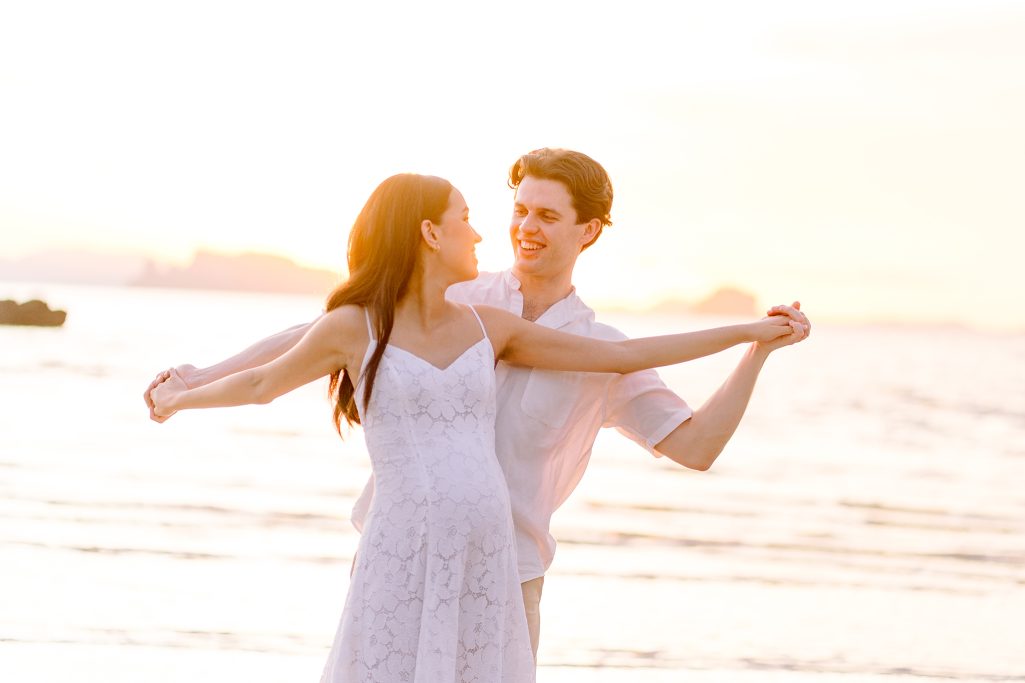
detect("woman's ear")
[421,219,440,251]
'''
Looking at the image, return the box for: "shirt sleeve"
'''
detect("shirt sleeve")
[602,368,693,457]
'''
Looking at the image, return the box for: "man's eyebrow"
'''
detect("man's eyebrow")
[513,202,562,217]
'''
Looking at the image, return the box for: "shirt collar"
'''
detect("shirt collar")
[502,269,593,329]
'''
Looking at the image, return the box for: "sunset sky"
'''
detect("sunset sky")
[2,0,1023,329]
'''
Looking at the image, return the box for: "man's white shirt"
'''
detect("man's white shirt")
[351,270,692,582]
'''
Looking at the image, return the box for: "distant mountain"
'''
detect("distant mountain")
[606,287,759,317]
[690,287,758,316]
[0,249,148,285]
[131,250,340,295]
[1,248,341,295]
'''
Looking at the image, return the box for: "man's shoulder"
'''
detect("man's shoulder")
[563,299,625,341]
[448,271,506,304]
[586,320,628,342]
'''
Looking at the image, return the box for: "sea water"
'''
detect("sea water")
[1,283,1022,682]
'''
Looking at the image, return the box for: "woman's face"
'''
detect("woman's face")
[433,188,482,281]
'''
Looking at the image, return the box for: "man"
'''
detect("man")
[145,148,809,660]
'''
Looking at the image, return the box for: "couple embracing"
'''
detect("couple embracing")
[146,148,810,682]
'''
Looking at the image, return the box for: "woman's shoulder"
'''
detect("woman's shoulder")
[470,303,515,324]
[470,304,524,346]
[318,304,370,338]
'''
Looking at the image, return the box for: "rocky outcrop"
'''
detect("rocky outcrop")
[0,299,67,327]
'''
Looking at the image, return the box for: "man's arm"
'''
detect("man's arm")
[654,302,809,470]
[185,320,318,387]
[653,343,769,470]
[144,318,318,422]
[148,309,355,417]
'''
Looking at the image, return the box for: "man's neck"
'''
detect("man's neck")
[513,268,575,322]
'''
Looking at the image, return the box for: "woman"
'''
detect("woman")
[149,174,807,682]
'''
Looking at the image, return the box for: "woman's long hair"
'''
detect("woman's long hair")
[326,173,453,433]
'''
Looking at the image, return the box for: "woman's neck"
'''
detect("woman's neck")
[397,267,456,330]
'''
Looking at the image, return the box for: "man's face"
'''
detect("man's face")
[509,176,595,282]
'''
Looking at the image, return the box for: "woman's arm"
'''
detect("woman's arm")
[186,320,318,387]
[144,319,318,422]
[149,307,361,416]
[478,305,807,374]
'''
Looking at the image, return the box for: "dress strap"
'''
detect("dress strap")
[363,307,375,342]
[466,305,488,339]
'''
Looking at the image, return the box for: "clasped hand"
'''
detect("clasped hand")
[143,365,197,423]
[759,301,811,351]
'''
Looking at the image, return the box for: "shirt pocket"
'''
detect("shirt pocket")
[520,368,586,430]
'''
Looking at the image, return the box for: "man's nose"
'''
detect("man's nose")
[518,214,539,233]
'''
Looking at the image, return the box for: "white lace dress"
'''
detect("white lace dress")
[320,307,535,683]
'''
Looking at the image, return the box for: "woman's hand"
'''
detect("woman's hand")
[756,301,811,352]
[748,312,804,343]
[144,364,198,423]
[766,302,810,332]
[149,369,189,420]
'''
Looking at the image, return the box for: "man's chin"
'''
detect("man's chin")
[513,255,544,274]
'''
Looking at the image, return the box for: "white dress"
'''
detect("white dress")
[320,307,535,683]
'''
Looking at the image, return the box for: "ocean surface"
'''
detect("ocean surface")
[1,283,1023,682]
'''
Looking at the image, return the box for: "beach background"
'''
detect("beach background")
[3,0,1024,681]
[2,284,1023,682]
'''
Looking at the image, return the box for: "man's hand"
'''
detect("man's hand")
[143,364,198,423]
[758,301,811,353]
[149,369,189,420]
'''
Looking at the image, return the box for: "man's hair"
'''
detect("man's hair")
[508,148,613,250]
